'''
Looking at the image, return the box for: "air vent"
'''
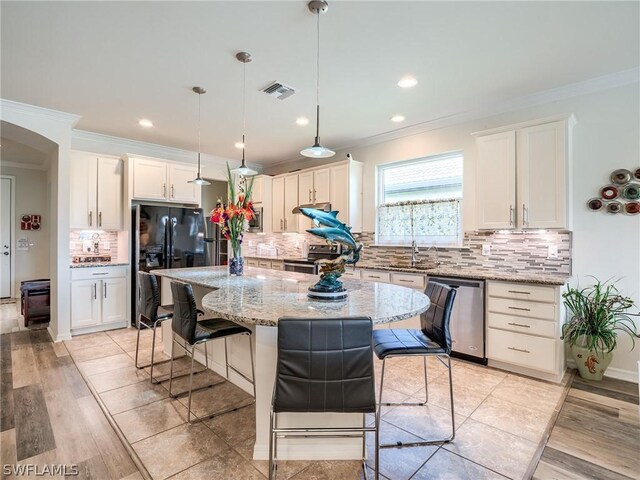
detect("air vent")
[261,81,296,100]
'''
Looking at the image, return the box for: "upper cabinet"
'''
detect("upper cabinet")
[330,160,363,233]
[476,118,572,230]
[129,156,200,204]
[271,174,299,233]
[70,151,123,230]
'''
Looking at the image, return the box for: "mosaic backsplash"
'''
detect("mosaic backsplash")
[69,230,119,262]
[245,230,572,275]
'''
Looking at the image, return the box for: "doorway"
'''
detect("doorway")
[0,176,15,298]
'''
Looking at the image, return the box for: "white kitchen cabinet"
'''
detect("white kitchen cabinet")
[71,267,129,332]
[486,280,564,382]
[298,171,315,206]
[169,164,199,203]
[70,280,100,329]
[70,152,123,230]
[313,168,331,203]
[517,121,567,229]
[246,258,259,267]
[130,156,200,204]
[476,131,516,229]
[330,160,363,233]
[272,177,285,233]
[283,175,299,233]
[271,260,284,271]
[299,169,332,231]
[476,118,572,230]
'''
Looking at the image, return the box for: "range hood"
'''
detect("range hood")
[292,202,331,214]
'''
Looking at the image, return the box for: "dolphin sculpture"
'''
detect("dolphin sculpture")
[300,208,350,231]
[306,227,363,264]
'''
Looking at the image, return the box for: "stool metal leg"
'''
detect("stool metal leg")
[187,344,197,423]
[446,355,455,442]
[249,333,256,398]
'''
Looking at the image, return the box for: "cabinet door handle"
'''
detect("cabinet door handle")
[523,204,529,226]
[284,218,287,230]
[104,283,107,298]
[280,219,284,230]
[508,306,531,312]
[508,346,530,353]
[313,189,317,202]
[309,189,312,202]
[93,283,97,300]
[369,275,381,279]
[92,272,109,276]
[509,205,514,226]
[507,322,530,328]
[171,184,175,199]
[163,184,166,197]
[507,290,530,295]
[398,279,413,283]
[98,211,102,227]
[89,211,93,227]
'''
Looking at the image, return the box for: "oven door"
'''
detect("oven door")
[284,262,317,274]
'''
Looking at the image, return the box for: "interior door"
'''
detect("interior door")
[0,177,12,297]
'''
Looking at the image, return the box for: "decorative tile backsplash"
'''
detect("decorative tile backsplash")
[245,230,571,275]
[69,230,119,262]
[354,230,572,275]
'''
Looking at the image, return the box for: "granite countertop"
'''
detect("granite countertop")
[70,262,129,269]
[154,266,430,327]
[359,264,569,286]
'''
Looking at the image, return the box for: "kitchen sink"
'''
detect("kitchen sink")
[388,263,439,271]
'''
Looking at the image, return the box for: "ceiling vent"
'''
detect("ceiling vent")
[261,81,296,100]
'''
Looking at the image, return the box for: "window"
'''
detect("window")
[377,152,463,246]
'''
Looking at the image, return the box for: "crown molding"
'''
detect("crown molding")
[0,160,48,171]
[271,66,640,165]
[0,98,81,127]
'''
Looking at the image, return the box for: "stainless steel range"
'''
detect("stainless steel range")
[283,244,342,275]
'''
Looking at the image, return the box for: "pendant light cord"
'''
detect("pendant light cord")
[197,90,202,174]
[242,58,247,163]
[315,9,321,141]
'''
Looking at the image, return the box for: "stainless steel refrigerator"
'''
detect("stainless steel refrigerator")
[205,214,228,268]
[132,204,215,322]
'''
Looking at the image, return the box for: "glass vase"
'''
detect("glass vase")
[229,256,244,276]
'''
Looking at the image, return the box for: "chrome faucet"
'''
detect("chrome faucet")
[410,240,419,267]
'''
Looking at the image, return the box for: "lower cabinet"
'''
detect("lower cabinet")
[245,258,284,270]
[486,280,564,382]
[71,267,129,332]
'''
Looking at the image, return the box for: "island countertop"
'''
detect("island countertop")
[154,266,430,327]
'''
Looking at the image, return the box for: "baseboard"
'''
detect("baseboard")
[604,366,639,384]
[49,326,71,342]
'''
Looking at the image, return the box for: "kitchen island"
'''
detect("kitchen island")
[155,266,430,461]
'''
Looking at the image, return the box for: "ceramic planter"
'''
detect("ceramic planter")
[570,342,613,381]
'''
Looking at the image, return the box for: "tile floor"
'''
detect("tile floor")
[60,326,571,480]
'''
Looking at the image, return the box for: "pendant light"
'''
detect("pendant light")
[231,52,258,177]
[301,0,334,158]
[188,86,211,185]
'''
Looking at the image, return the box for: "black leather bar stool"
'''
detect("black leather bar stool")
[168,280,256,423]
[136,272,175,383]
[372,282,457,447]
[269,317,379,480]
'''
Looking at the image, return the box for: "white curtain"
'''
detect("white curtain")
[377,199,461,245]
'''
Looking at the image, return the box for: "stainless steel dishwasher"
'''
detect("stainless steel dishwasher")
[428,276,486,364]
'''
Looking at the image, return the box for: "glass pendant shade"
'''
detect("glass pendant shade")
[301,141,335,158]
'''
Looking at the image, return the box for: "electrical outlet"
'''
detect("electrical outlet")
[482,244,491,256]
[548,245,559,259]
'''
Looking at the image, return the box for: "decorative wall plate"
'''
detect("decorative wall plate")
[586,198,603,211]
[610,169,633,185]
[600,185,619,200]
[624,202,640,215]
[622,184,640,200]
[605,201,623,214]
[634,168,640,181]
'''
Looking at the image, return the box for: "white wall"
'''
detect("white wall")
[268,83,640,380]
[0,166,50,293]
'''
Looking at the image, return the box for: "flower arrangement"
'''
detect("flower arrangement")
[209,164,255,261]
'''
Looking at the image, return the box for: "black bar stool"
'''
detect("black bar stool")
[168,280,256,423]
[136,272,174,383]
[269,316,379,480]
[372,281,457,447]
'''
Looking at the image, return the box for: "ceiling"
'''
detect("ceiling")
[1,1,638,166]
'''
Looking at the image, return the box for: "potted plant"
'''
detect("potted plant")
[562,278,639,380]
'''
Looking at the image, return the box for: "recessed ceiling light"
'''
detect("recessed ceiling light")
[296,116,309,126]
[391,114,405,123]
[234,141,245,149]
[138,119,154,128]
[397,76,418,88]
